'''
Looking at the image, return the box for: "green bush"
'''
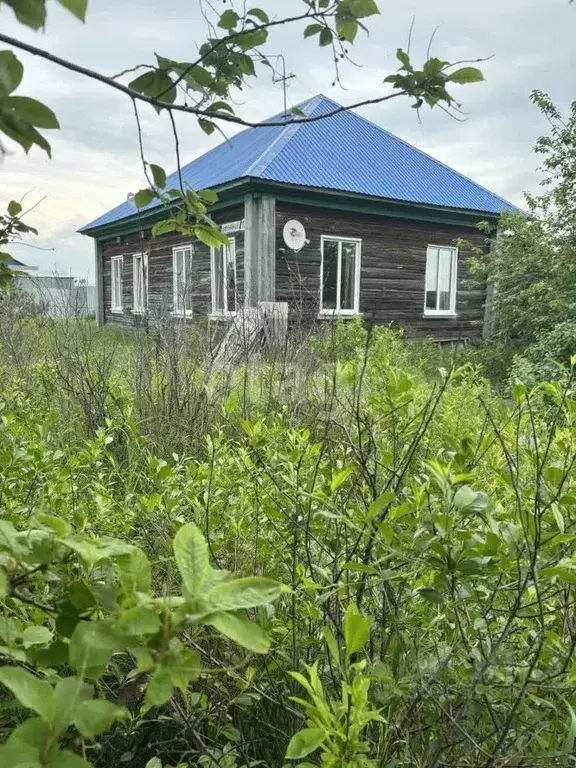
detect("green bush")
[1,317,576,767]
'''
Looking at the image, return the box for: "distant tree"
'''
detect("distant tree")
[470,91,576,377]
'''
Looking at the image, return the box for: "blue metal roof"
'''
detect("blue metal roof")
[81,94,517,232]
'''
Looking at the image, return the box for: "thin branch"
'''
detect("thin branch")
[0,32,405,128]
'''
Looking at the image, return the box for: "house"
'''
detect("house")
[80,94,517,341]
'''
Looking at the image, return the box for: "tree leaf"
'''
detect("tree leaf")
[0,740,42,767]
[206,576,284,611]
[149,164,167,189]
[152,219,179,236]
[51,677,93,729]
[319,27,333,47]
[343,0,380,19]
[247,8,269,23]
[448,67,484,84]
[336,16,358,43]
[22,626,53,649]
[0,668,54,721]
[285,727,326,759]
[218,9,239,29]
[330,465,355,492]
[344,604,372,655]
[194,223,228,247]
[72,699,125,739]
[134,189,156,209]
[48,751,92,768]
[55,0,87,21]
[145,669,173,707]
[173,523,209,597]
[304,23,324,38]
[562,698,576,754]
[145,760,163,768]
[208,611,271,653]
[418,587,444,604]
[0,51,24,97]
[453,486,488,514]
[7,200,22,217]
[115,606,161,636]
[68,620,123,679]
[2,0,46,30]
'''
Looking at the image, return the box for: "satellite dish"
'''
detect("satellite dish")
[283,220,307,252]
[127,192,135,207]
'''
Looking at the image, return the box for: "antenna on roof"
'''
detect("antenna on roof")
[268,54,296,119]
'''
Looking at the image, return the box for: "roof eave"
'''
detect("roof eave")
[82,177,509,239]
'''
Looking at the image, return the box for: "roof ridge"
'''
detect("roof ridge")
[324,95,522,213]
[244,94,325,177]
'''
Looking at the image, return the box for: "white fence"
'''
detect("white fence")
[14,273,97,319]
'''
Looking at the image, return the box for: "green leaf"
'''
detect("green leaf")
[218,9,239,29]
[72,699,124,739]
[149,164,167,189]
[207,576,284,611]
[2,0,46,30]
[330,465,355,491]
[418,587,444,604]
[198,118,216,136]
[152,219,179,236]
[453,486,488,514]
[336,16,358,43]
[368,490,395,518]
[344,605,372,654]
[247,8,269,23]
[134,189,156,209]
[194,222,228,247]
[55,0,87,21]
[48,751,92,768]
[562,698,576,754]
[7,200,22,217]
[22,626,53,649]
[117,549,151,594]
[0,741,42,767]
[396,48,411,70]
[199,188,219,204]
[52,677,93,729]
[208,101,235,114]
[69,620,123,679]
[236,28,268,50]
[146,669,173,707]
[115,606,161,636]
[146,760,163,768]
[0,668,53,721]
[342,0,380,19]
[285,728,326,760]
[208,611,271,653]
[319,27,333,47]
[292,107,305,117]
[174,523,209,597]
[304,23,324,38]
[0,51,24,96]
[322,626,340,664]
[8,717,51,750]
[448,66,484,84]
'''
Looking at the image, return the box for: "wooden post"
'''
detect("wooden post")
[94,238,104,326]
[243,192,276,306]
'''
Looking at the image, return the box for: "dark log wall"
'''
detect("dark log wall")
[100,206,245,328]
[275,202,486,340]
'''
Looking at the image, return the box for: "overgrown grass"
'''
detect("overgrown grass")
[1,301,576,768]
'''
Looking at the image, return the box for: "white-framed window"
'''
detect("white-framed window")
[110,255,123,311]
[211,237,237,316]
[132,252,148,313]
[320,236,361,315]
[172,245,193,316]
[424,245,458,316]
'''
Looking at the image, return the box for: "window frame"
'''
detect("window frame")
[132,251,148,314]
[110,255,123,312]
[210,236,237,317]
[423,244,458,317]
[172,245,194,316]
[319,235,362,316]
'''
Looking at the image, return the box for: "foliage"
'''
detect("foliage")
[0,199,37,290]
[468,92,576,382]
[2,316,576,765]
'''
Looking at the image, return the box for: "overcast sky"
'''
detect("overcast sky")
[1,0,574,281]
